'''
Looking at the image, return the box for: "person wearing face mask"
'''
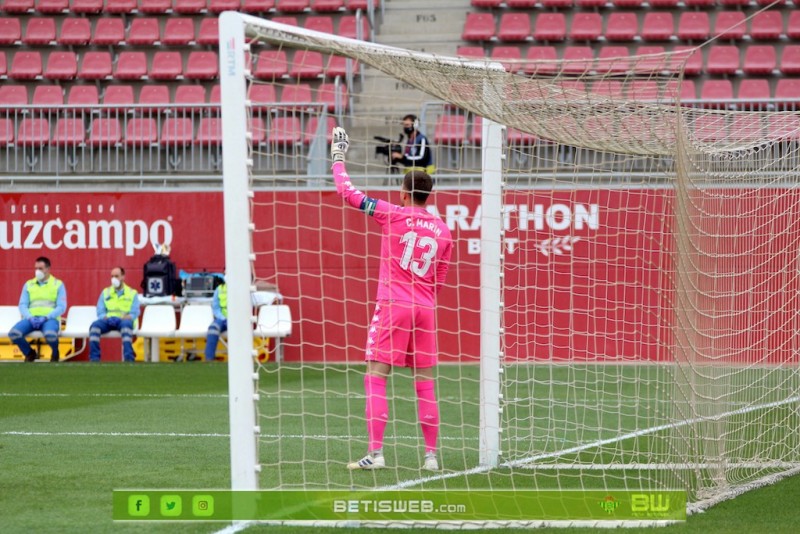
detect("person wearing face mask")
[9,256,68,363]
[88,267,140,362]
[391,114,434,174]
[204,276,227,362]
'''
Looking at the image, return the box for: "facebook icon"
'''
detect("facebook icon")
[128,495,150,516]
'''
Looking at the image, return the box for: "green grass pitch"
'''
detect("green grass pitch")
[1,363,799,533]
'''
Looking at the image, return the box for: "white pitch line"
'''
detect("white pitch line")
[515,462,800,471]
[0,392,227,398]
[1,430,472,442]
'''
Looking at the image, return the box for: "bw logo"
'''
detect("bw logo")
[599,495,619,514]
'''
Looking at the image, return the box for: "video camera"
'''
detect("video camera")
[374,135,404,173]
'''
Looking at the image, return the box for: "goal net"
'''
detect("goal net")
[219,12,800,523]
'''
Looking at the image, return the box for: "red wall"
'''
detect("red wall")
[2,188,796,365]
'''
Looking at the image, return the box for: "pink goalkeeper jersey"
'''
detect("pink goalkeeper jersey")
[333,162,452,306]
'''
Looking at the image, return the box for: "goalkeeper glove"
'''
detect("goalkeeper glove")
[331,127,349,164]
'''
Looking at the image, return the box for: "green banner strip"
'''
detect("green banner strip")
[113,490,686,522]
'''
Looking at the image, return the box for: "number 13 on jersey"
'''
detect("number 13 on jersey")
[399,230,439,276]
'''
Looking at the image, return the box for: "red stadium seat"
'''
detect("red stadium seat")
[161,117,194,146]
[345,0,378,9]
[32,84,63,110]
[250,117,266,144]
[456,46,485,59]
[781,45,800,75]
[79,51,112,79]
[208,84,220,107]
[102,85,134,110]
[276,0,308,12]
[0,17,21,45]
[775,79,800,108]
[635,46,667,73]
[596,46,631,74]
[562,46,593,75]
[433,113,467,146]
[605,12,638,42]
[694,115,727,143]
[92,17,124,46]
[591,80,624,99]
[469,115,482,146]
[185,51,218,79]
[89,118,122,146]
[290,50,324,78]
[44,51,77,80]
[173,0,207,13]
[507,0,537,5]
[768,114,800,139]
[66,84,98,111]
[17,117,50,146]
[10,51,42,79]
[713,11,746,41]
[0,51,7,77]
[272,16,297,26]
[58,17,89,45]
[462,12,495,42]
[268,116,302,145]
[52,117,86,147]
[209,0,239,12]
[534,13,566,41]
[317,82,347,112]
[138,0,171,13]
[326,54,358,77]
[197,17,219,45]
[498,13,530,42]
[743,45,777,75]
[138,84,170,113]
[249,84,277,111]
[311,0,342,12]
[150,51,183,80]
[127,18,160,45]
[0,118,14,144]
[524,46,557,75]
[569,12,601,41]
[104,0,137,13]
[491,46,522,73]
[163,18,195,45]
[664,79,696,102]
[671,46,702,76]
[1,0,34,13]
[706,45,740,75]
[641,12,674,42]
[750,11,783,41]
[538,0,571,7]
[175,85,206,113]
[576,0,605,6]
[275,83,311,109]
[70,0,103,13]
[338,15,369,40]
[737,79,771,109]
[304,15,333,34]
[728,114,764,143]
[302,115,336,145]
[626,80,659,101]
[787,11,800,40]
[36,0,67,11]
[649,0,678,5]
[0,85,28,107]
[700,79,733,107]
[23,17,55,45]
[195,117,221,145]
[125,117,159,145]
[114,52,147,80]
[757,0,784,4]
[241,0,274,12]
[612,0,642,6]
[719,0,749,5]
[677,11,709,41]
[254,50,289,79]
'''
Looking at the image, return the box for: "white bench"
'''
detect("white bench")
[256,305,293,362]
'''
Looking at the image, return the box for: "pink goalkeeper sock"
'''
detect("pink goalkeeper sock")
[415,379,439,454]
[364,374,388,453]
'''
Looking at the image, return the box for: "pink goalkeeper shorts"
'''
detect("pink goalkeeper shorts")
[365,300,438,368]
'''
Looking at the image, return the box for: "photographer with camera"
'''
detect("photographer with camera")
[392,114,434,174]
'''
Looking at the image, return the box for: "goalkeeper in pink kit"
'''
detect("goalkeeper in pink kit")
[331,127,453,471]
